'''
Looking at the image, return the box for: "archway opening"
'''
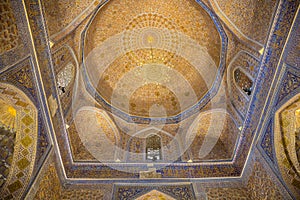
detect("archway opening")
[146,134,162,161]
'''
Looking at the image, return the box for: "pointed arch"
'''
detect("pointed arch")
[146,134,162,161]
[274,94,300,198]
[0,82,38,199]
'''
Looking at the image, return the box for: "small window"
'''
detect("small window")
[57,63,75,95]
[234,68,253,95]
[146,134,162,161]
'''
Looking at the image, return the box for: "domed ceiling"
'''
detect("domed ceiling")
[29,0,293,188]
[83,0,225,120]
[2,0,300,198]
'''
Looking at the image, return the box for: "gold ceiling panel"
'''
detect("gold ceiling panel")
[128,83,180,117]
[135,189,176,200]
[0,99,16,130]
[73,107,120,162]
[97,48,209,117]
[43,0,95,36]
[211,0,278,45]
[186,110,238,160]
[84,0,221,118]
[85,0,220,63]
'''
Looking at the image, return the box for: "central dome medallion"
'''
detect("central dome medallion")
[83,0,226,122]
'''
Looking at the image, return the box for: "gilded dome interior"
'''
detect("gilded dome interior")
[83,0,222,118]
[1,0,299,199]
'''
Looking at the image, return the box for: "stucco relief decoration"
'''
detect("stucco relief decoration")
[63,0,235,176]
[1,0,299,198]
[0,0,20,54]
[210,0,278,45]
[186,110,239,160]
